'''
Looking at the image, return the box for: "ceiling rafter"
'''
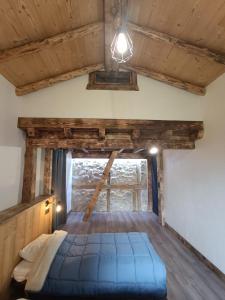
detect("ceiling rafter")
[104,0,120,71]
[123,65,206,96]
[0,1,224,95]
[16,63,104,96]
[128,22,225,66]
[0,22,104,64]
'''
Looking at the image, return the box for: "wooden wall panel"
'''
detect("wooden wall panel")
[0,197,54,299]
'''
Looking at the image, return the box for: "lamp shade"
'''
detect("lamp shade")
[111,28,133,63]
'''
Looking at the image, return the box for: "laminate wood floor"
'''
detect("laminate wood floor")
[62,211,225,300]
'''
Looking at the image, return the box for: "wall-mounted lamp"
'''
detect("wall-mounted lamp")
[149,146,159,155]
[45,200,50,214]
[56,202,62,213]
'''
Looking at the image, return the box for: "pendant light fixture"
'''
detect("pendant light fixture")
[111,0,133,63]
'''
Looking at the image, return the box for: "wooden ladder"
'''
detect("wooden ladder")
[83,151,118,221]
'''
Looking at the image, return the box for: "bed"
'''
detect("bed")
[14,231,167,299]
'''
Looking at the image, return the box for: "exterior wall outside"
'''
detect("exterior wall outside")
[72,159,148,212]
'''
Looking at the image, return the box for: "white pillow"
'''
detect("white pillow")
[19,234,50,262]
[12,260,32,282]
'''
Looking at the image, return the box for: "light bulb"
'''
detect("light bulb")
[111,28,133,63]
[116,32,128,54]
[56,204,62,213]
[150,146,159,155]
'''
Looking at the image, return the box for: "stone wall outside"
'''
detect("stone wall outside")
[72,159,148,212]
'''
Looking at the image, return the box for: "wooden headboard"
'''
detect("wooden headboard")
[0,196,54,299]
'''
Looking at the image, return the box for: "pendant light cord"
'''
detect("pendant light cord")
[119,0,128,29]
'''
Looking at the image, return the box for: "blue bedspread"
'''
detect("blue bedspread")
[40,232,167,298]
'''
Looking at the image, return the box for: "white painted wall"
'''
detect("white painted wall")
[0,76,25,211]
[164,74,225,274]
[19,74,203,121]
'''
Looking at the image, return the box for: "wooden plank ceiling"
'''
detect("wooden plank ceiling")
[0,0,225,95]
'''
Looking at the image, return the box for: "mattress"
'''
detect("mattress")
[35,232,167,299]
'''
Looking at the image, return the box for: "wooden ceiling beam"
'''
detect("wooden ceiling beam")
[124,65,206,96]
[104,0,116,71]
[128,22,225,66]
[0,22,103,64]
[16,63,104,96]
[99,128,106,139]
[18,118,203,150]
[27,128,35,137]
[104,0,126,71]
[26,137,195,150]
[72,151,145,159]
[132,129,141,139]
[63,128,72,138]
[18,117,203,131]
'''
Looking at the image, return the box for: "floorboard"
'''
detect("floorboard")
[62,211,225,300]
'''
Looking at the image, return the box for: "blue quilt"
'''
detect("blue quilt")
[40,232,167,299]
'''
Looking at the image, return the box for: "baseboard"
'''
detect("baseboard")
[165,223,225,282]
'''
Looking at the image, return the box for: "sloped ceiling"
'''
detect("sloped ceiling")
[0,0,225,95]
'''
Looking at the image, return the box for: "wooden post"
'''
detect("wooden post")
[147,157,153,211]
[157,151,165,226]
[43,149,53,195]
[83,151,118,221]
[136,165,141,211]
[106,172,111,212]
[22,145,37,203]
[132,190,137,212]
